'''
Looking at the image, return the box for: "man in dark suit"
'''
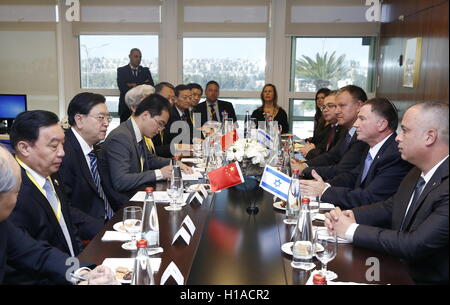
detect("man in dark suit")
[294,85,369,180]
[300,98,412,209]
[117,48,154,123]
[300,91,345,160]
[60,93,119,224]
[6,111,99,284]
[0,145,116,285]
[99,94,174,205]
[193,80,237,126]
[155,84,195,158]
[325,102,449,284]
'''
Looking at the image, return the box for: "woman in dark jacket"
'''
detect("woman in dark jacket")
[251,84,289,134]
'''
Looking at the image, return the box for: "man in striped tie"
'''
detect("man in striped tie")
[60,93,118,226]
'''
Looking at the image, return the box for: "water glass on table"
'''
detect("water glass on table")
[122,206,143,250]
[314,227,338,280]
[166,176,183,211]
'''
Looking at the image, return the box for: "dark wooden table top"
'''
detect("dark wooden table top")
[79,182,414,285]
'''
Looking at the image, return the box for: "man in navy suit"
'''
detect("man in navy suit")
[60,93,120,225]
[6,111,100,284]
[117,48,154,123]
[300,98,412,209]
[294,85,369,180]
[325,102,448,284]
[193,80,237,126]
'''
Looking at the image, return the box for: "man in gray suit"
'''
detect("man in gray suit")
[325,102,448,284]
[99,94,173,205]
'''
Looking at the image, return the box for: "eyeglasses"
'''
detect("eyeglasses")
[320,104,337,111]
[88,114,113,123]
[153,118,166,130]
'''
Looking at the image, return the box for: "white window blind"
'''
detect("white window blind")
[73,0,161,35]
[0,0,57,30]
[285,0,379,36]
[178,0,270,36]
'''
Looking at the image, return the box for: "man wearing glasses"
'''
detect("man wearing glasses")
[60,93,119,229]
[300,91,345,160]
[99,94,175,205]
[155,84,195,158]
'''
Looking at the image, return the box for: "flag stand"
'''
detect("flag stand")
[241,176,259,215]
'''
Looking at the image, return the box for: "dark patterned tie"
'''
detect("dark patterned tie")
[400,177,426,231]
[88,151,114,220]
[209,104,218,121]
[325,125,337,151]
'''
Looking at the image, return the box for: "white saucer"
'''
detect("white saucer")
[113,220,141,233]
[281,242,324,256]
[121,242,137,251]
[187,184,211,192]
[273,201,286,211]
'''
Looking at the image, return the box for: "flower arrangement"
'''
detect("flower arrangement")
[225,138,270,168]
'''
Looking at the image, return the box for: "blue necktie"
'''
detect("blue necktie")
[88,151,114,220]
[400,177,426,231]
[360,153,373,184]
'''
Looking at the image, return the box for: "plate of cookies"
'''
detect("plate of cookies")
[102,258,134,284]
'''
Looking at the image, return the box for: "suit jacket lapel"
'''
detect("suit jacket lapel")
[21,170,71,253]
[358,133,396,186]
[125,120,145,170]
[403,158,449,230]
[67,129,97,193]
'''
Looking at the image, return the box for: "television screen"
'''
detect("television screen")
[0,94,27,119]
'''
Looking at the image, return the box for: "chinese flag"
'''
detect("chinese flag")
[221,129,238,151]
[208,162,244,192]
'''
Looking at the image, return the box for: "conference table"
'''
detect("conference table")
[79,180,414,285]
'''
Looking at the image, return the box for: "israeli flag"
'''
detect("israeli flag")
[259,165,292,201]
[257,129,273,149]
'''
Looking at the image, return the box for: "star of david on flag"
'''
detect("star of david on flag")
[259,165,292,201]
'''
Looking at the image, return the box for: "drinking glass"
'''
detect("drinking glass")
[122,206,143,250]
[314,227,338,280]
[166,176,183,211]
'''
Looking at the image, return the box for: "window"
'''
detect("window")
[183,38,266,91]
[79,35,158,89]
[290,99,315,139]
[291,37,375,93]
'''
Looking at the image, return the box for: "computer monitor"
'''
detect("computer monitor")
[0,94,27,133]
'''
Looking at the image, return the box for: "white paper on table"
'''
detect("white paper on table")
[101,231,131,241]
[182,171,203,181]
[182,215,196,236]
[181,158,202,163]
[130,191,189,203]
[194,167,206,173]
[313,213,326,222]
[320,203,335,210]
[160,262,184,285]
[172,226,191,245]
[102,257,162,275]
[306,270,374,285]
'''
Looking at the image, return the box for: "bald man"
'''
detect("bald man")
[325,102,449,284]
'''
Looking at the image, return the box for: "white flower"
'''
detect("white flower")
[226,138,269,166]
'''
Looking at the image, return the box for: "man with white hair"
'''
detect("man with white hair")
[325,102,449,284]
[0,145,116,284]
[125,84,155,114]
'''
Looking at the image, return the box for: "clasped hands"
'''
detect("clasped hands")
[299,170,356,239]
